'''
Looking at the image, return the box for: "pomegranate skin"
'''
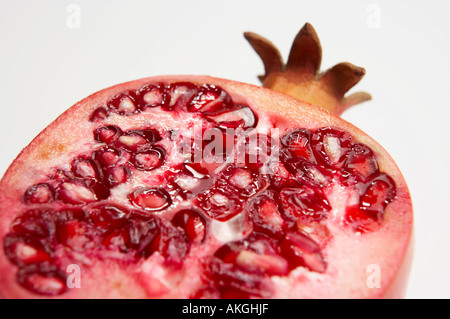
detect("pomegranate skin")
[0,75,413,299]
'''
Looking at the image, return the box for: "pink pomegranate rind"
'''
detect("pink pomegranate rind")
[0,75,413,298]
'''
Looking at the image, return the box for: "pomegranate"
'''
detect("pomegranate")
[0,23,412,298]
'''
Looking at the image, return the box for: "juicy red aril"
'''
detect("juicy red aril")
[346,173,397,231]
[55,220,92,251]
[137,83,167,109]
[87,205,127,228]
[129,188,172,212]
[57,181,97,205]
[188,84,231,115]
[89,107,109,122]
[282,156,332,187]
[17,263,67,296]
[206,106,257,129]
[4,234,53,267]
[344,143,379,181]
[24,183,55,204]
[105,165,131,187]
[163,82,198,111]
[171,209,206,243]
[10,210,56,238]
[195,189,242,221]
[130,147,165,171]
[280,186,331,222]
[102,214,161,257]
[94,125,123,144]
[116,129,162,152]
[311,127,353,169]
[93,147,121,167]
[239,134,275,167]
[107,91,138,115]
[281,129,315,162]
[71,158,101,180]
[280,232,327,273]
[219,165,266,198]
[248,191,286,236]
[360,174,396,214]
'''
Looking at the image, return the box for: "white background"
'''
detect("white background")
[0,0,449,298]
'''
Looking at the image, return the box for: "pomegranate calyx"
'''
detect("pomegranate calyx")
[244,23,371,116]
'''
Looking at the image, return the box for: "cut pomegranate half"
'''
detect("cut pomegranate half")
[0,23,412,299]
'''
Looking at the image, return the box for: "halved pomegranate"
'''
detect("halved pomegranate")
[0,23,412,298]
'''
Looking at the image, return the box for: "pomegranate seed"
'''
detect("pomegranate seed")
[89,107,109,122]
[280,186,331,222]
[23,183,55,204]
[129,188,172,212]
[11,209,56,238]
[87,205,127,228]
[107,91,138,115]
[360,174,396,214]
[17,263,67,296]
[228,168,253,189]
[311,127,353,169]
[105,165,131,187]
[172,210,206,243]
[345,143,379,180]
[57,182,97,205]
[188,84,231,115]
[235,250,288,276]
[55,220,92,251]
[163,82,198,111]
[4,235,53,266]
[280,232,327,273]
[281,129,315,161]
[137,84,167,109]
[207,106,257,129]
[116,129,162,152]
[94,125,123,144]
[282,156,332,187]
[130,147,165,171]
[248,191,286,236]
[71,158,101,180]
[93,147,122,167]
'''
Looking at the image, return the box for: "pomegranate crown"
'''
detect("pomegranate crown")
[244,23,371,116]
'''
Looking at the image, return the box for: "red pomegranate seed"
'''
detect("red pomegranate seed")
[280,186,331,222]
[207,106,257,129]
[137,84,167,109]
[311,127,353,169]
[248,191,285,236]
[235,250,288,276]
[281,129,315,161]
[105,165,131,187]
[163,82,198,111]
[87,205,127,228]
[57,182,97,205]
[89,107,109,122]
[24,183,55,204]
[129,188,172,212]
[107,91,138,115]
[55,220,92,251]
[345,143,379,180]
[116,129,162,152]
[188,84,231,114]
[93,125,123,144]
[172,209,206,243]
[130,147,165,171]
[71,158,100,180]
[93,147,121,167]
[4,235,53,266]
[280,232,327,273]
[17,264,67,296]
